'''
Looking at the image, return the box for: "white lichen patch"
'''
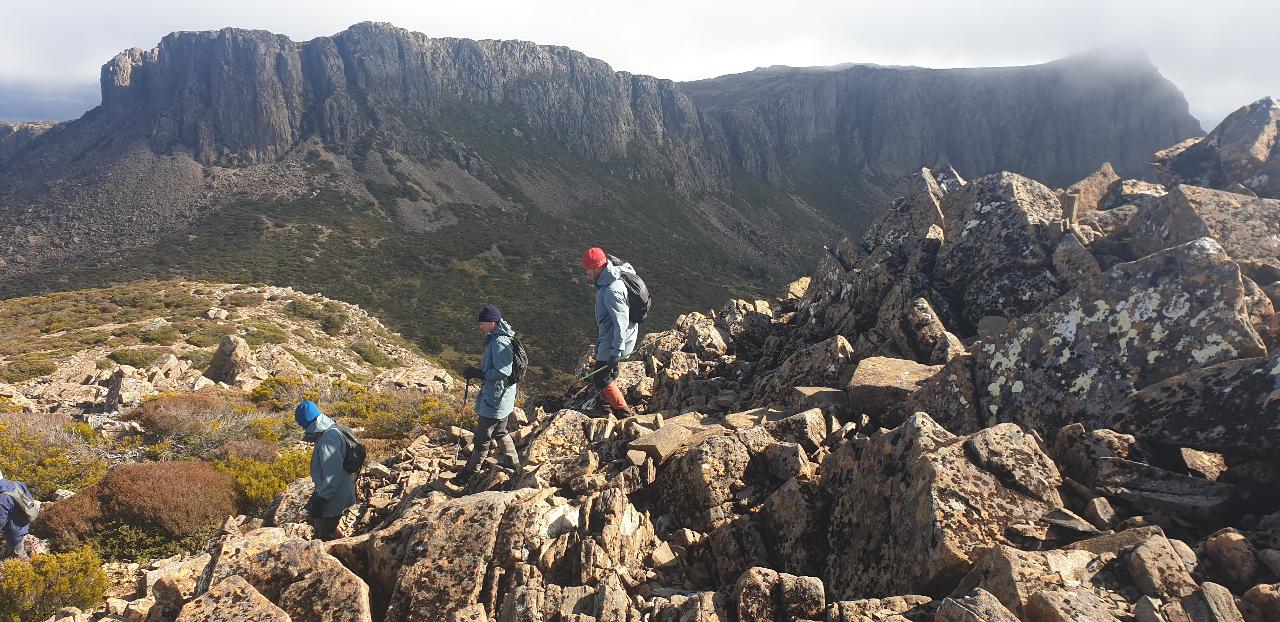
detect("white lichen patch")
[1163,292,1191,320]
[1069,367,1098,394]
[1011,380,1024,393]
[1150,322,1168,343]
[1191,334,1238,365]
[988,376,1006,398]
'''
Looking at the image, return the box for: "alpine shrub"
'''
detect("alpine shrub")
[0,547,109,622]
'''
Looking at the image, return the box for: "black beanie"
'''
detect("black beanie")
[478,304,502,322]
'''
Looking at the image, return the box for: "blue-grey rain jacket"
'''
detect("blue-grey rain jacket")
[304,414,357,518]
[477,319,518,420]
[595,261,639,361]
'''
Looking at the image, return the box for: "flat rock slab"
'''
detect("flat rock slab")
[176,576,291,622]
[630,424,694,464]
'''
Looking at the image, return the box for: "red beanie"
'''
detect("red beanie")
[581,247,608,270]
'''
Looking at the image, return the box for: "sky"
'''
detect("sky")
[2,1,1277,127]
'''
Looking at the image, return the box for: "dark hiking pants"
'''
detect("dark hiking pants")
[463,415,519,474]
[308,515,342,541]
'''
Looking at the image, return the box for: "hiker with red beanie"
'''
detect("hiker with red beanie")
[581,247,640,416]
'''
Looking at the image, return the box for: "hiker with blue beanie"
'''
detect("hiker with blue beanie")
[295,400,356,540]
[451,304,521,486]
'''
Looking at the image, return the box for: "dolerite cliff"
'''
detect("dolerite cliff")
[683,51,1202,229]
[0,24,1199,272]
[66,105,1280,622]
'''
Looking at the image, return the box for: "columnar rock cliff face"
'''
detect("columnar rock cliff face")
[0,22,1204,368]
[683,51,1201,192]
[95,24,727,189]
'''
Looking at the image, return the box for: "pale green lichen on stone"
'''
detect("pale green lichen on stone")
[1190,334,1238,365]
[1069,367,1098,394]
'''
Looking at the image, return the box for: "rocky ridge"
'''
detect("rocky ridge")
[49,103,1280,622]
[0,281,453,419]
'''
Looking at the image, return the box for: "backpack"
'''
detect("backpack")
[607,255,652,324]
[331,424,367,474]
[2,484,39,522]
[507,337,529,385]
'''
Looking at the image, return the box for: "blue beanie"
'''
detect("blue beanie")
[295,400,321,428]
[478,304,502,323]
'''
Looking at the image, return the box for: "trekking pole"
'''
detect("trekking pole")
[462,379,472,414]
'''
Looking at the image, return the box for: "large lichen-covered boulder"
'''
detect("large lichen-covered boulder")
[936,171,1065,326]
[1152,97,1280,200]
[973,237,1266,436]
[845,356,941,428]
[1130,184,1280,283]
[201,528,372,622]
[651,433,752,532]
[1102,348,1280,457]
[176,576,291,622]
[820,414,1063,599]
[898,352,982,434]
[360,489,539,621]
[849,168,948,327]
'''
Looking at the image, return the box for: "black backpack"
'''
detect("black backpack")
[507,337,529,385]
[332,424,367,474]
[607,255,652,324]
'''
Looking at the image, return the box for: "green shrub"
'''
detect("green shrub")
[0,547,109,622]
[184,323,235,347]
[351,342,396,368]
[418,394,474,430]
[288,299,349,336]
[216,449,310,514]
[0,421,106,498]
[38,461,237,561]
[245,415,290,444]
[249,376,303,411]
[139,325,179,345]
[130,392,261,459]
[180,349,214,370]
[108,348,161,368]
[224,292,265,308]
[244,322,289,346]
[332,386,472,439]
[1,355,58,383]
[134,393,225,438]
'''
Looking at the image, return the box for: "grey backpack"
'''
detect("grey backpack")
[3,485,40,522]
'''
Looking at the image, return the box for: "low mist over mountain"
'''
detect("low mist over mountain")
[0,22,1202,367]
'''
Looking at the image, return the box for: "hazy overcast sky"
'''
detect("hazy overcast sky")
[2,0,1276,127]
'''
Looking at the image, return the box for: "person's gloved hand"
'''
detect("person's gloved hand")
[462,366,485,381]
